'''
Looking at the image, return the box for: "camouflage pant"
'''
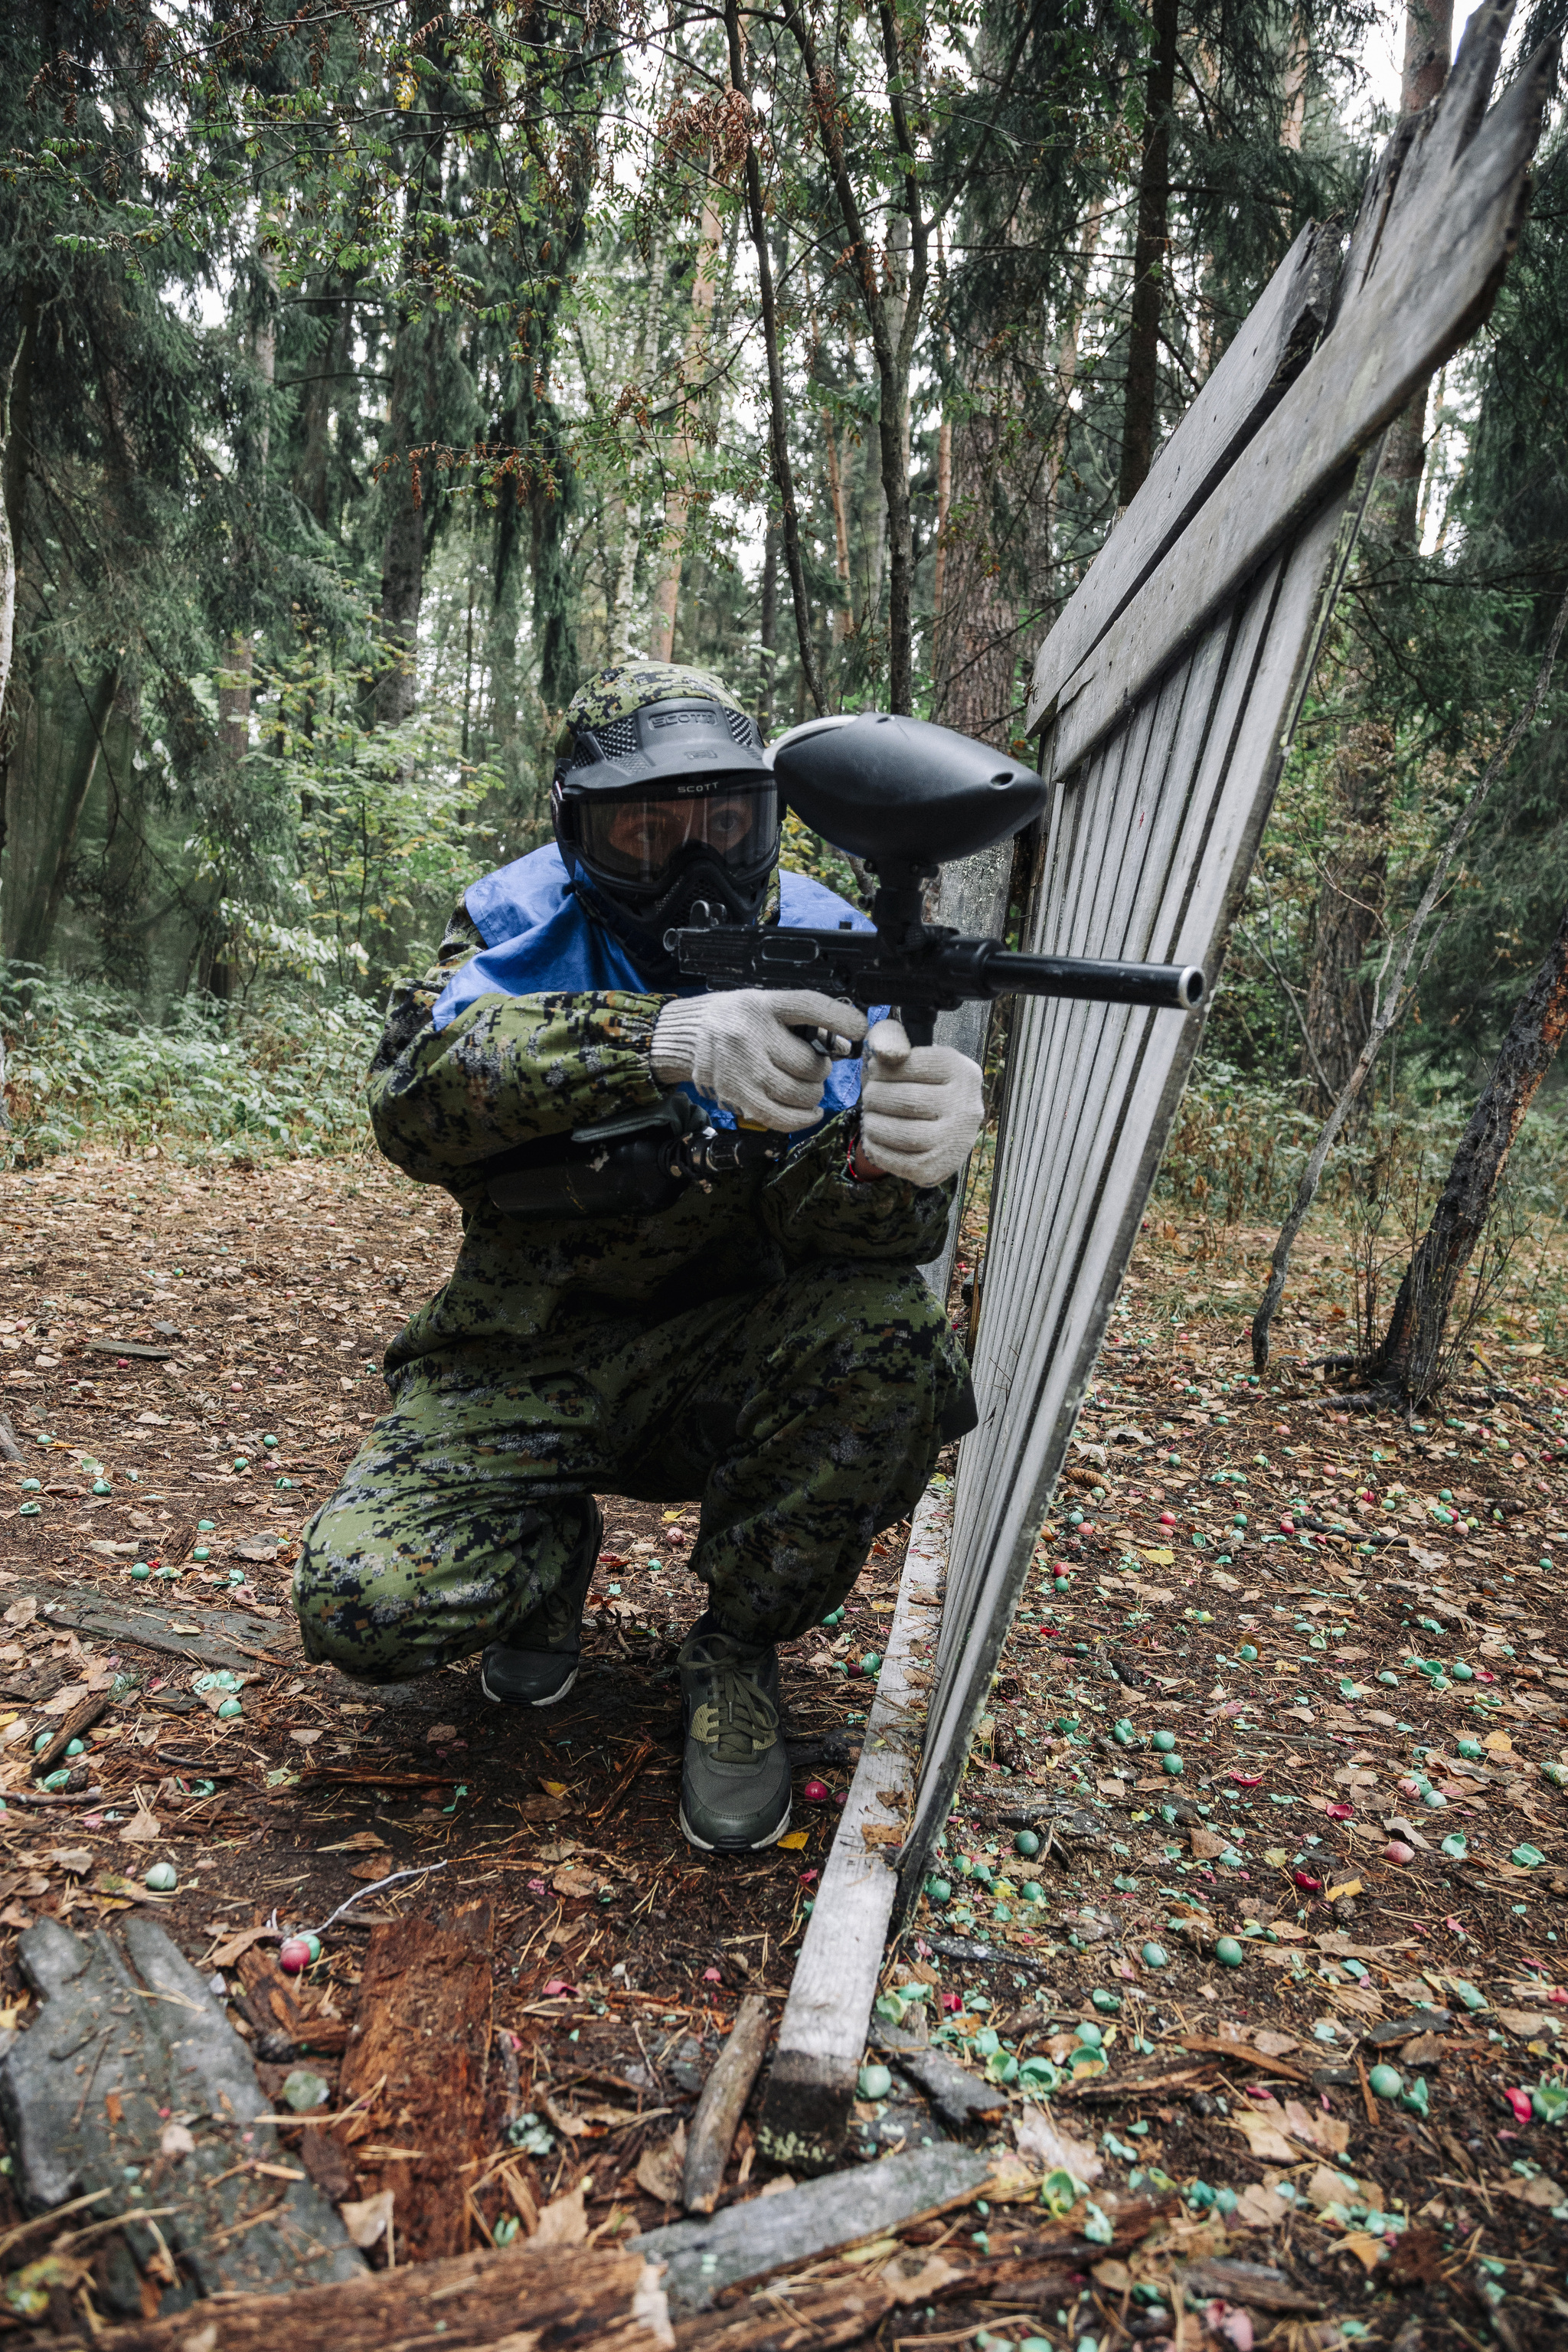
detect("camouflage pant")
[293,1263,969,1678]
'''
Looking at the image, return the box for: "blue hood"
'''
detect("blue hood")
[432,844,880,1128]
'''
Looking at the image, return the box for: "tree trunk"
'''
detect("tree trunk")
[11,665,119,967]
[929,414,1017,749]
[1,295,40,874]
[1366,895,1568,1401]
[1116,0,1180,511]
[1044,201,1104,613]
[612,224,667,660]
[1378,0,1455,547]
[724,0,825,715]
[757,523,778,732]
[824,416,853,641]
[294,281,354,531]
[374,311,428,731]
[1298,716,1396,1109]
[648,189,723,664]
[931,414,952,626]
[1298,0,1454,1097]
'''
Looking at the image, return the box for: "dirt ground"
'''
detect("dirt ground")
[0,1146,1564,2348]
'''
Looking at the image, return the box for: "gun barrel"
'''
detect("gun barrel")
[970,947,1204,1011]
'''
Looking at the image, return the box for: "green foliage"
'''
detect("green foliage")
[0,966,381,1167]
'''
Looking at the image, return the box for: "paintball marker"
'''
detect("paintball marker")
[486,711,1203,1222]
[668,711,1204,1047]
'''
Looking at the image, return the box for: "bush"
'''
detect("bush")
[0,965,383,1165]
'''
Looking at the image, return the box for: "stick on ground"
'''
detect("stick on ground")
[681,1991,771,2214]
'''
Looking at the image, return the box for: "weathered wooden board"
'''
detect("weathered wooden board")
[901,472,1376,1905]
[894,0,1553,1934]
[920,838,1017,1304]
[1029,2,1557,763]
[639,2142,991,2309]
[755,1482,948,2170]
[0,1916,364,2319]
[57,2243,673,2352]
[333,1900,494,2260]
[28,1589,289,1674]
[1027,215,1338,721]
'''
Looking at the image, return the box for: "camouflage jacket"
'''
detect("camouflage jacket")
[368,906,955,1374]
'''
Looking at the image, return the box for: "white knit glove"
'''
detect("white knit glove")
[858,1018,985,1187]
[651,989,867,1131]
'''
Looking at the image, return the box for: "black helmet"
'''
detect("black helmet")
[551,664,777,951]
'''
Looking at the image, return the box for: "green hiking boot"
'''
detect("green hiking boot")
[481,1501,601,1709]
[678,1622,791,1853]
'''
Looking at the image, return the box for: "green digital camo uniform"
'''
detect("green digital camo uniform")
[292,910,972,1684]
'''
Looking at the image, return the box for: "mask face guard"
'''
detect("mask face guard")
[553,694,778,931]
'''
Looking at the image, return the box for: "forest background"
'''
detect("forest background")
[0,0,1564,1268]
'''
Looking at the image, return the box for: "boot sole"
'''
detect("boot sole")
[678,1800,791,1854]
[480,1660,580,1710]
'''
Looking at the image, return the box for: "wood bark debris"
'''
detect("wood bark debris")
[34,2242,673,2352]
[869,2018,1008,2127]
[16,1589,290,1676]
[0,1916,363,2321]
[30,1685,116,1779]
[681,1991,770,2213]
[639,2142,992,2309]
[332,1900,495,2261]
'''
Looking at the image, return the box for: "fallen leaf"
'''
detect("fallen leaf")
[1189,1827,1230,1860]
[1498,2172,1565,2208]
[550,1864,599,1900]
[533,2185,588,2246]
[1282,2099,1348,2154]
[634,2123,686,2205]
[1340,2230,1387,2271]
[426,1722,460,1745]
[1304,2162,1361,2210]
[316,1832,387,1854]
[159,2123,195,2160]
[118,1813,162,1847]
[1013,2106,1104,2183]
[3,1599,36,1628]
[49,1848,93,1876]
[1233,2184,1292,2228]
[1252,2030,1299,2058]
[860,1823,902,1848]
[338,2189,395,2249]
[206,1923,273,1970]
[289,1728,324,1746]
[517,1793,575,1821]
[1496,2009,1553,2037]
[234,1535,279,1562]
[349,1857,392,1883]
[777,1829,808,1850]
[1225,2108,1298,2164]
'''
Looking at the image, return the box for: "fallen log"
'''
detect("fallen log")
[37,2242,672,2352]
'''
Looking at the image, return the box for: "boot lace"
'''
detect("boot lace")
[688,1634,779,1762]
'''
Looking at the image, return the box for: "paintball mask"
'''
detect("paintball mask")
[552,665,777,945]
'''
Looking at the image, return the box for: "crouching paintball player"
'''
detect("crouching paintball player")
[292,662,983,1852]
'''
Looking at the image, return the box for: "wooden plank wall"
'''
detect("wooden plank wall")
[894,458,1380,1909]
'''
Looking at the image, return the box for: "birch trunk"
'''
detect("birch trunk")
[648,190,723,664]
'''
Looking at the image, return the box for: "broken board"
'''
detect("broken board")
[639,2141,991,2309]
